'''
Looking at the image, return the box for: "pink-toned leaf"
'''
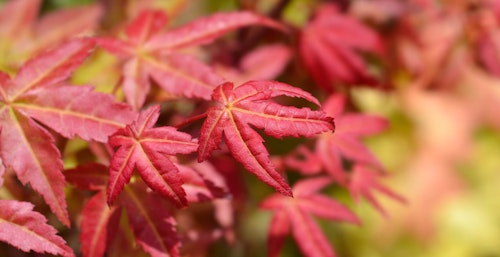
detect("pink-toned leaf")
[65,163,109,191]
[15,85,134,142]
[108,105,197,207]
[121,183,180,257]
[122,58,150,110]
[32,4,102,53]
[0,200,74,257]
[216,44,291,85]
[125,9,168,45]
[261,177,359,257]
[80,191,121,257]
[288,206,336,257]
[267,209,290,257]
[0,0,40,39]
[316,138,346,184]
[349,164,405,216]
[297,195,360,224]
[334,134,384,170]
[223,115,293,196]
[198,81,334,196]
[292,176,333,197]
[177,163,227,203]
[96,37,135,58]
[98,9,285,109]
[147,53,225,100]
[0,109,69,226]
[300,4,382,90]
[335,114,389,136]
[144,11,284,51]
[240,44,291,80]
[8,38,95,98]
[284,145,323,175]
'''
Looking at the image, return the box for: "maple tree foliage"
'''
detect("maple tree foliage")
[107,105,198,207]
[0,200,74,257]
[260,176,360,257]
[299,3,384,91]
[0,38,133,227]
[285,94,403,214]
[5,0,488,256]
[0,0,102,69]
[197,80,335,196]
[97,9,284,110]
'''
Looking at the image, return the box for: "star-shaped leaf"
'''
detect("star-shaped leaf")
[198,80,335,196]
[260,177,359,257]
[287,94,388,184]
[107,105,198,207]
[0,38,134,226]
[0,0,102,69]
[300,4,383,91]
[98,9,283,110]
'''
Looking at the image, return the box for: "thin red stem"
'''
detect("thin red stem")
[174,112,208,129]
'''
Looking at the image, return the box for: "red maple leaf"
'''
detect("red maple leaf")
[349,164,405,216]
[107,105,198,207]
[80,191,121,257]
[286,94,388,184]
[214,43,292,85]
[285,94,404,214]
[120,182,180,257]
[98,9,283,110]
[0,200,75,257]
[299,4,383,91]
[0,38,134,226]
[260,176,359,257]
[66,160,223,257]
[197,80,335,196]
[0,0,102,69]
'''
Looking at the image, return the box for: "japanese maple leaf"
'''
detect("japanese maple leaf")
[214,43,291,85]
[98,9,283,110]
[80,191,121,257]
[349,164,405,216]
[0,200,75,257]
[197,80,335,196]
[286,94,388,185]
[107,105,198,207]
[260,176,359,257]
[120,182,180,257]
[0,39,134,226]
[299,4,383,91]
[0,0,102,69]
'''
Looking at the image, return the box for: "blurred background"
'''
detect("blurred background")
[2,0,500,256]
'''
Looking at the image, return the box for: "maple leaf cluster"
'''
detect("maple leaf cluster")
[10,0,500,256]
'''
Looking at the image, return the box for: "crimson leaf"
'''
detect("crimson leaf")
[0,39,134,226]
[260,177,359,257]
[120,182,180,257]
[97,9,283,110]
[0,200,75,257]
[0,0,102,68]
[198,80,334,196]
[300,4,383,91]
[80,191,121,257]
[108,105,198,207]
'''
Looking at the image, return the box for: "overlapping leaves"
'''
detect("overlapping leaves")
[107,105,198,207]
[98,9,283,110]
[0,38,134,226]
[261,177,359,257]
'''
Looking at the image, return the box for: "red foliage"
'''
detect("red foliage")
[0,0,460,256]
[197,80,334,196]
